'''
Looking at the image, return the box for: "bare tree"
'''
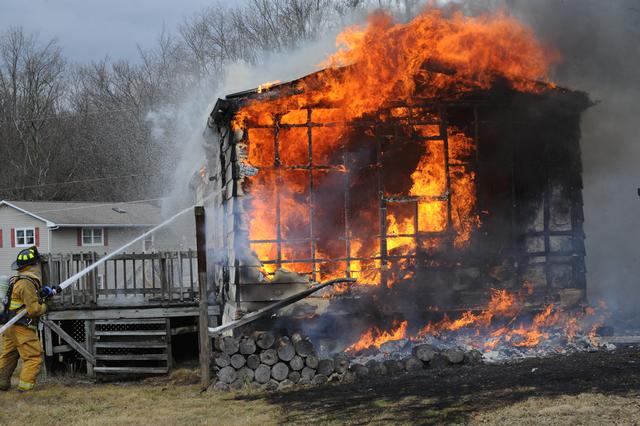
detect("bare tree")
[0,1,374,202]
[0,27,69,199]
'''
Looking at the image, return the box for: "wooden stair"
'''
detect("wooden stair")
[92,318,172,375]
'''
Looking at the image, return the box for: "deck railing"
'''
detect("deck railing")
[44,251,199,309]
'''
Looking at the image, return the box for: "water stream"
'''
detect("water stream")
[0,205,196,334]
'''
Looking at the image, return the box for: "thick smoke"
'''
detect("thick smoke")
[440,0,640,321]
[150,20,351,278]
[162,1,640,323]
[504,1,640,321]
[158,29,344,212]
[157,2,417,216]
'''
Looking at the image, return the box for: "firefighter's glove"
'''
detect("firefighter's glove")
[41,286,62,300]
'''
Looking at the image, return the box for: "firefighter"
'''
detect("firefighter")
[0,246,49,391]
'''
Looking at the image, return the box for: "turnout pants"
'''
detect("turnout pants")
[0,324,43,391]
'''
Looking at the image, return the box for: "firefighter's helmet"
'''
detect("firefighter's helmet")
[11,246,41,271]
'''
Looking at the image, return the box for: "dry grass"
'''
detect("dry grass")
[0,379,280,426]
[0,335,280,426]
[471,393,640,426]
[2,382,639,426]
[1,375,640,425]
[2,334,640,425]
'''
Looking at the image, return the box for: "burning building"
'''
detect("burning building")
[199,9,592,351]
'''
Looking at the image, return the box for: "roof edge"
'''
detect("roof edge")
[54,224,158,228]
[0,200,57,227]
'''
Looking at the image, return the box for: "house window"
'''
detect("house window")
[82,228,104,246]
[15,228,35,247]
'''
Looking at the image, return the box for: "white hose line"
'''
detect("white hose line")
[0,205,195,335]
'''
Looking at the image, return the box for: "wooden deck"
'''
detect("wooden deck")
[45,251,200,310]
[41,251,219,377]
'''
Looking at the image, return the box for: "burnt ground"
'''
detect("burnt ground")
[237,347,640,425]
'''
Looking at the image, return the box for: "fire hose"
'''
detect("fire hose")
[208,277,356,336]
[0,205,195,335]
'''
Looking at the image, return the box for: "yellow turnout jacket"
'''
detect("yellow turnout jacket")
[9,265,47,321]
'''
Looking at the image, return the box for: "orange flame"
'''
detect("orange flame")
[347,320,408,353]
[235,8,555,130]
[414,287,607,350]
[237,7,555,285]
[346,291,607,354]
[257,80,281,93]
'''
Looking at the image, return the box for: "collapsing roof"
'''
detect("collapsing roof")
[211,65,590,127]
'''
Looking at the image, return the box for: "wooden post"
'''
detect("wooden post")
[158,253,168,301]
[43,324,53,357]
[165,318,174,371]
[85,320,95,378]
[195,206,211,389]
[42,319,96,365]
[90,252,98,305]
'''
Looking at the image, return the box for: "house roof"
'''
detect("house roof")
[210,65,591,125]
[0,200,163,228]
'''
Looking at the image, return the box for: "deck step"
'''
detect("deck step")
[171,325,198,335]
[95,354,168,361]
[95,330,166,336]
[95,341,167,349]
[93,366,168,374]
[89,316,183,376]
[95,318,166,326]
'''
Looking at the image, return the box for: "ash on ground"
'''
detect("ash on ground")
[349,332,616,366]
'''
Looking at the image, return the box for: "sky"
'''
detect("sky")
[0,0,220,63]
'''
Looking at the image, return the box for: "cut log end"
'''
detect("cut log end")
[271,362,290,381]
[254,331,276,350]
[317,359,335,376]
[217,366,238,384]
[305,354,319,369]
[239,337,257,355]
[277,343,296,362]
[289,355,305,371]
[294,340,314,357]
[254,364,271,384]
[213,352,230,368]
[259,348,278,366]
[246,354,260,370]
[216,336,239,355]
[230,353,247,369]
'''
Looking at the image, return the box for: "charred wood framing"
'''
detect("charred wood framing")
[205,69,591,319]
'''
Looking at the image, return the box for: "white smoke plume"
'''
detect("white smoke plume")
[154,1,640,322]
[505,1,640,321]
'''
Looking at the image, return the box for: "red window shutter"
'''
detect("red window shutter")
[11,228,15,248]
[77,228,82,246]
[0,229,3,248]
[103,228,108,246]
[34,227,40,247]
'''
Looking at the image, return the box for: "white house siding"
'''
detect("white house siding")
[48,227,149,291]
[49,227,143,255]
[0,204,50,277]
[0,202,196,289]
[153,214,196,251]
[46,226,195,293]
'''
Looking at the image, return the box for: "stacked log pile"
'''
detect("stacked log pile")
[211,334,483,392]
[348,344,484,378]
[211,332,353,391]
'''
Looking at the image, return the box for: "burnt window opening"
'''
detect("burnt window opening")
[206,73,590,315]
